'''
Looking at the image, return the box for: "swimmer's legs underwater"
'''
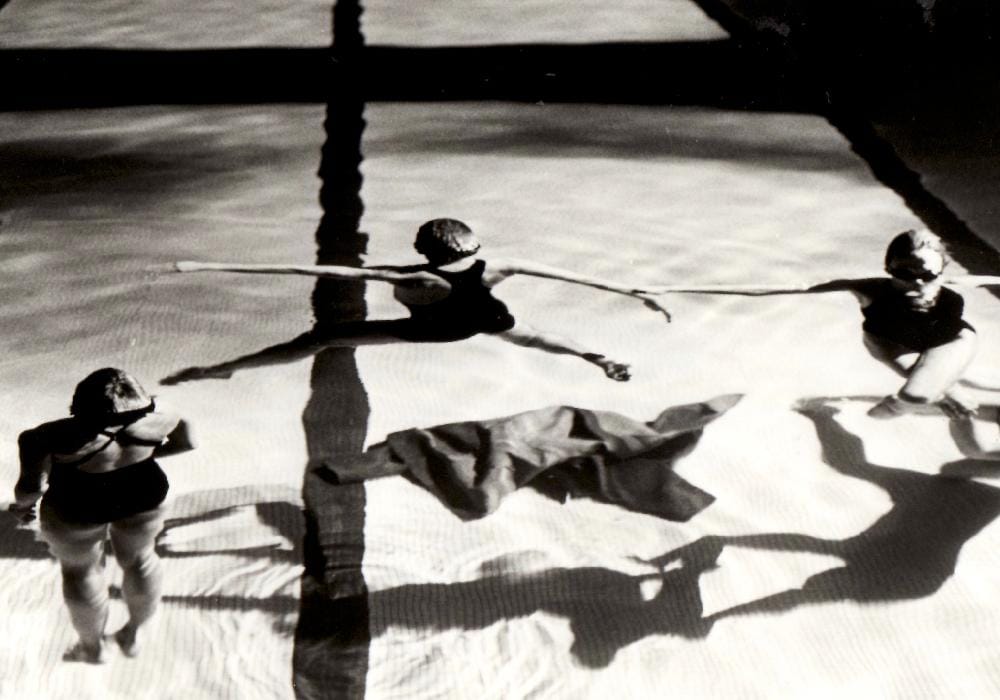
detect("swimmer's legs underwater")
[38,505,167,662]
[39,513,111,663]
[163,320,632,384]
[863,329,978,418]
[161,320,412,384]
[109,508,166,658]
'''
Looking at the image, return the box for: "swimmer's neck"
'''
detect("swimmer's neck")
[432,257,479,271]
[890,277,942,300]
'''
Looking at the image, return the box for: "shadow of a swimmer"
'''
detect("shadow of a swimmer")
[645,397,1000,632]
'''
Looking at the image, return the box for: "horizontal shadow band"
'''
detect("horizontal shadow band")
[0,42,817,111]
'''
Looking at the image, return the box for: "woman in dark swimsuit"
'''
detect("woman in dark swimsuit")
[10,369,195,663]
[646,229,994,417]
[162,218,671,383]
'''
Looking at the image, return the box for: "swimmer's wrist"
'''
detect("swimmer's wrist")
[8,501,37,525]
[12,487,41,507]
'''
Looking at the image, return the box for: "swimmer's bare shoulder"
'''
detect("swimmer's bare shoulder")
[478,257,533,286]
[19,418,83,455]
[19,420,121,475]
[129,407,197,454]
[366,263,452,295]
[807,277,884,304]
[127,411,181,443]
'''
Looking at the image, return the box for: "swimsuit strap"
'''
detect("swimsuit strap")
[60,432,119,470]
[59,409,161,470]
[104,426,164,448]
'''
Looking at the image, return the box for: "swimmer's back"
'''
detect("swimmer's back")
[30,411,181,474]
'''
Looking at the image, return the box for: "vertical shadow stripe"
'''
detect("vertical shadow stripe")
[293,1,372,698]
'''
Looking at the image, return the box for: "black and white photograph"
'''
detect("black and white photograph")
[2,1,1000,697]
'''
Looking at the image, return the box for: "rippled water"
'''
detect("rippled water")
[3,29,1000,699]
[0,0,725,48]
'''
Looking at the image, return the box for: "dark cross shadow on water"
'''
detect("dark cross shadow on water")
[293,3,373,698]
[645,397,1000,632]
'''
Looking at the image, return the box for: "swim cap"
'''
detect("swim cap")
[414,218,481,264]
[70,368,154,423]
[884,229,945,268]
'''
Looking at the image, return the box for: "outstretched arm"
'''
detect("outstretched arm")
[492,258,674,321]
[642,279,864,296]
[174,261,441,285]
[492,258,654,295]
[943,274,1000,287]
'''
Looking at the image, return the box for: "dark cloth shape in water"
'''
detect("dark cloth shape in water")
[319,395,741,521]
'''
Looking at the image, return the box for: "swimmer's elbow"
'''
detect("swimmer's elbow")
[804,280,853,294]
[488,258,532,276]
[158,419,197,455]
[17,429,46,456]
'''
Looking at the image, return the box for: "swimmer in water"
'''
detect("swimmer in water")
[10,368,195,663]
[645,229,1000,418]
[162,218,671,384]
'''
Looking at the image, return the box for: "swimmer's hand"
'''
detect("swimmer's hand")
[634,293,672,323]
[8,502,37,525]
[142,262,184,275]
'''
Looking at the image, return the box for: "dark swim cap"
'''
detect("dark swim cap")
[70,368,154,422]
[414,219,481,264]
[884,229,945,269]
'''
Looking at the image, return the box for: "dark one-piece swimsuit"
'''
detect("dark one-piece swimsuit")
[861,280,974,353]
[43,425,169,525]
[396,259,517,342]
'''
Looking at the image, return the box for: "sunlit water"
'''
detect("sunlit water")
[2,9,1000,696]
